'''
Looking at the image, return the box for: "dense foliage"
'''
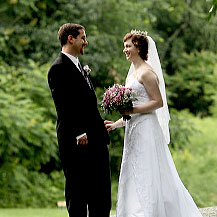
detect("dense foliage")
[0,0,216,208]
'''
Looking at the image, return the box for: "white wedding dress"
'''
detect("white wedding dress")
[116,79,203,217]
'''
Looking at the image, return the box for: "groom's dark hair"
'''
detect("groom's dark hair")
[58,23,85,46]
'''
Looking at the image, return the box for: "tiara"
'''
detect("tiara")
[130,29,148,37]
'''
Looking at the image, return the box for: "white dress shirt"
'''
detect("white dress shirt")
[61,51,81,71]
[61,51,86,142]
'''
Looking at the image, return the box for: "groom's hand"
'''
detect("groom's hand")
[77,135,88,146]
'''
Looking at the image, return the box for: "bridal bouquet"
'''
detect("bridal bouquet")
[101,84,136,120]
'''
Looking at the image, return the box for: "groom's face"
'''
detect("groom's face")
[72,29,88,56]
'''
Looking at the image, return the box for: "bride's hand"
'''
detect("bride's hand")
[104,120,116,132]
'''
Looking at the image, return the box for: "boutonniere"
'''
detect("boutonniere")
[83,65,91,75]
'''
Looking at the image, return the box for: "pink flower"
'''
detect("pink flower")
[101,83,136,115]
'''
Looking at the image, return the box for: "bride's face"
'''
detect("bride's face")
[123,39,139,62]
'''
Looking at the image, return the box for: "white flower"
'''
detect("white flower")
[83,65,91,74]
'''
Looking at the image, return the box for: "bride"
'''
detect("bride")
[105,30,203,217]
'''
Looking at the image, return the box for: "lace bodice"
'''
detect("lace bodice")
[125,79,150,106]
[125,79,155,123]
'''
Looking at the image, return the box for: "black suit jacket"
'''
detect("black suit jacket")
[48,52,110,169]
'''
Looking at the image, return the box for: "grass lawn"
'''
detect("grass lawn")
[0,208,68,217]
[0,208,116,217]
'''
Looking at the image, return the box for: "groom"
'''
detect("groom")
[48,23,111,217]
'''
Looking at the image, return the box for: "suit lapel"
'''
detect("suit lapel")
[60,52,96,95]
[60,52,79,72]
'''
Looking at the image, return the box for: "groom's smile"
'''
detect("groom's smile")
[76,29,88,56]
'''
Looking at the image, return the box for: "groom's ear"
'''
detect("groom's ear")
[67,35,75,44]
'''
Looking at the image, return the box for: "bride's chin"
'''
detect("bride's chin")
[127,57,132,62]
[125,55,130,61]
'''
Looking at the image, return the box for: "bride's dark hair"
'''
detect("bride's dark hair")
[123,32,149,61]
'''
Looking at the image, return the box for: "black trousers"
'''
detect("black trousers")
[64,144,111,217]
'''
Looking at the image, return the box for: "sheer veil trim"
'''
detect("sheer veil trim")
[127,36,170,144]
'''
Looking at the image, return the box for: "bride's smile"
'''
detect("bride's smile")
[123,39,140,62]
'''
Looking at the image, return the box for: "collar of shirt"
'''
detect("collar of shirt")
[61,51,81,71]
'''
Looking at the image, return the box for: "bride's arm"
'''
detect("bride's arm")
[123,70,163,115]
[104,118,125,132]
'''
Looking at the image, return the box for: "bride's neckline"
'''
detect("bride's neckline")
[126,78,143,87]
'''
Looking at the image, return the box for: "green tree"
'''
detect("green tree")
[0,58,64,207]
[149,0,217,114]
[167,51,217,116]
